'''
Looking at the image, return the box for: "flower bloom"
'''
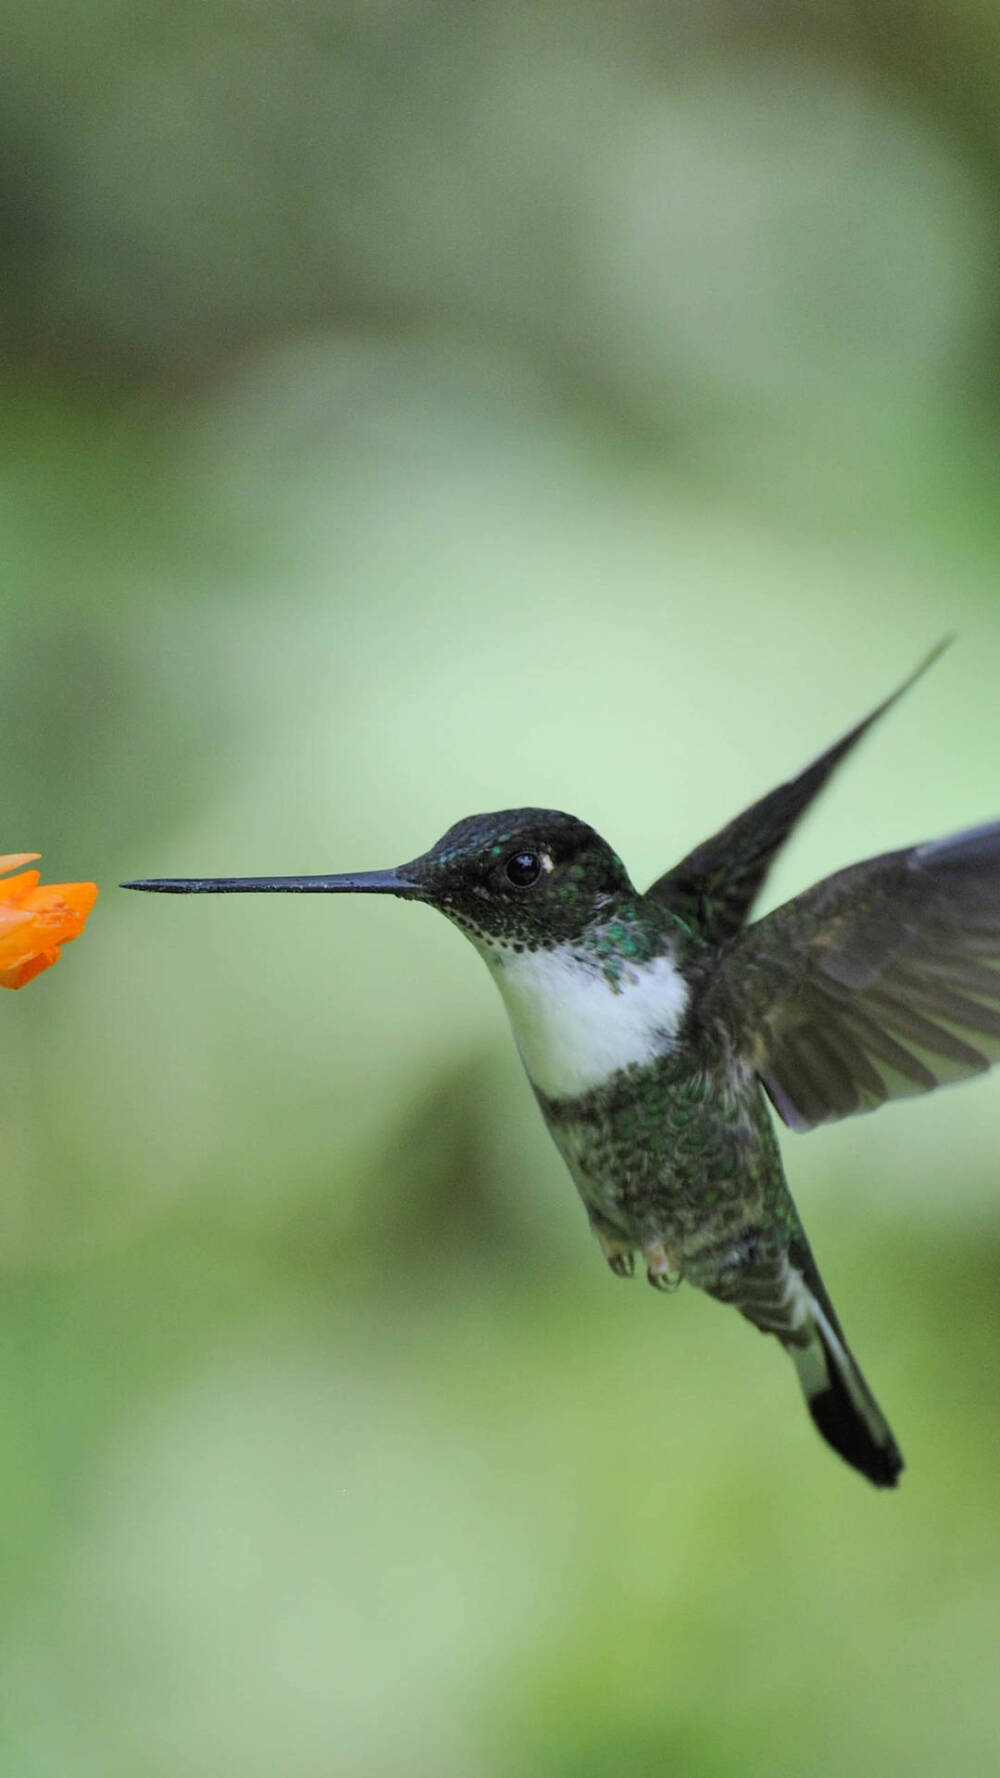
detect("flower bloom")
[0,855,98,989]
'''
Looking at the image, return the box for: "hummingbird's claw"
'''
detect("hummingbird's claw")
[592,1223,635,1278]
[645,1241,683,1293]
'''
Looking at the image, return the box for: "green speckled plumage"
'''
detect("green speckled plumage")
[532,901,803,1308]
[539,1050,789,1259]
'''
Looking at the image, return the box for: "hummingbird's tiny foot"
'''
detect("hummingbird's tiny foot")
[644,1241,683,1293]
[593,1225,635,1277]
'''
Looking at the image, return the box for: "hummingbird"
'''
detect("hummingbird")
[124,640,1000,1488]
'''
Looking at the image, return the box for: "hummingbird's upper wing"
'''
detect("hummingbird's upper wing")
[700,821,1000,1131]
[646,641,950,947]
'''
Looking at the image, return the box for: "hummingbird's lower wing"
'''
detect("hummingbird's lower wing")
[646,640,950,948]
[701,821,1000,1131]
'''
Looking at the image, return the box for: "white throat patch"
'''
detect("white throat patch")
[480,942,690,1100]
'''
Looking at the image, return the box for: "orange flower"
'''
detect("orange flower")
[0,855,98,989]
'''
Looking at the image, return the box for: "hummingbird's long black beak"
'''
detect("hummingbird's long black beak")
[121,868,426,898]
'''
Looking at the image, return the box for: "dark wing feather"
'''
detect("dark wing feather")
[647,639,951,946]
[700,821,1000,1131]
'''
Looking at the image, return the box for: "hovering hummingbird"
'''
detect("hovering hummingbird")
[124,640,1000,1487]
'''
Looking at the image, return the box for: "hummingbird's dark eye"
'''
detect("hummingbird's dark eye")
[505,851,542,887]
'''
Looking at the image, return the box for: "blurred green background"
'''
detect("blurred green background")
[2,4,1000,1774]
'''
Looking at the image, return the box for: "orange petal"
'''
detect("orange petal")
[0,870,41,906]
[18,883,98,944]
[0,854,41,876]
[43,882,99,916]
[0,865,97,988]
[0,948,61,989]
[0,904,35,933]
[0,911,39,970]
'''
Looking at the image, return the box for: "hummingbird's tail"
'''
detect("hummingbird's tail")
[712,1227,903,1486]
[784,1235,903,1489]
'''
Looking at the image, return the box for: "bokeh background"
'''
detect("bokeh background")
[3,4,1000,1774]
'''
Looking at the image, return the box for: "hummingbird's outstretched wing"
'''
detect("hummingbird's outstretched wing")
[701,821,1000,1131]
[646,640,950,947]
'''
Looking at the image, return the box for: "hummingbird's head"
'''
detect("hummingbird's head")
[123,807,636,951]
[400,808,636,952]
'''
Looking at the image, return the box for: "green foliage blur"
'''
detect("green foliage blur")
[2,4,1000,1774]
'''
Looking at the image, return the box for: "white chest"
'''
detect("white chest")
[482,943,690,1100]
